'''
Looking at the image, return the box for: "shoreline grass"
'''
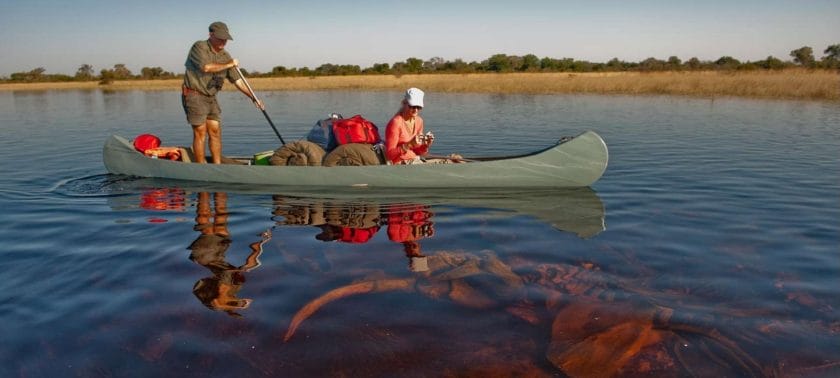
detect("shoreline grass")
[1,70,837,101]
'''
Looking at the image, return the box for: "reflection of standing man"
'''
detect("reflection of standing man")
[188,192,269,317]
[182,21,264,164]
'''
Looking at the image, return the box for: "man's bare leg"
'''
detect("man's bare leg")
[192,123,207,164]
[206,119,222,164]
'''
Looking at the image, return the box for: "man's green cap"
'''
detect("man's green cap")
[209,21,233,41]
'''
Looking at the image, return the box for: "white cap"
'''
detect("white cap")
[405,87,425,108]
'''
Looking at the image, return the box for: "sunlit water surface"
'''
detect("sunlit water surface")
[0,90,838,376]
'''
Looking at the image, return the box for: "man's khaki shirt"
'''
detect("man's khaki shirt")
[183,40,240,96]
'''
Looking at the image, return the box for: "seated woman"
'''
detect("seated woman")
[384,88,435,164]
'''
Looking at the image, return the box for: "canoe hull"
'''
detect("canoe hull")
[103,131,608,188]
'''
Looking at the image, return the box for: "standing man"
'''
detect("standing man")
[182,21,264,164]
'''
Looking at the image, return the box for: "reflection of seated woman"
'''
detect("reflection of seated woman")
[188,192,269,317]
[386,204,435,270]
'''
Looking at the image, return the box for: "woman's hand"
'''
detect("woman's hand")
[415,132,434,147]
[424,132,434,146]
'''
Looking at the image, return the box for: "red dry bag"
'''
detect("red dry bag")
[332,115,381,145]
[133,134,161,153]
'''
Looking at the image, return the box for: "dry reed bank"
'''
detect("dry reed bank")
[1,70,837,101]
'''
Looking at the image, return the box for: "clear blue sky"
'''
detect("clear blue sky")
[1,0,837,76]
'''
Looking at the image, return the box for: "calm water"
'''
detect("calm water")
[1,90,838,377]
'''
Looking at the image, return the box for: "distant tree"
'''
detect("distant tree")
[604,58,634,71]
[424,57,445,72]
[99,68,115,85]
[51,74,75,82]
[507,55,525,71]
[638,57,666,71]
[714,56,741,70]
[568,60,593,72]
[140,66,173,79]
[605,57,626,71]
[440,58,471,73]
[315,63,360,75]
[404,57,423,73]
[75,64,94,81]
[737,62,760,71]
[790,46,815,67]
[364,62,390,74]
[824,44,840,60]
[314,63,338,75]
[558,58,577,71]
[520,54,540,72]
[539,57,558,71]
[110,64,133,79]
[391,62,406,74]
[271,65,289,76]
[339,65,361,75]
[666,56,682,70]
[685,57,702,70]
[590,62,608,72]
[758,56,786,70]
[823,44,840,68]
[487,54,512,72]
[10,67,46,82]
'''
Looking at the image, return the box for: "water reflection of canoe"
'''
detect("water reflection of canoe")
[271,187,606,239]
[106,181,606,239]
[102,131,608,188]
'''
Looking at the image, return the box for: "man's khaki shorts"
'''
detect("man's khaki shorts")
[182,93,221,126]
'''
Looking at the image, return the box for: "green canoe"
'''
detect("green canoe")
[102,131,608,188]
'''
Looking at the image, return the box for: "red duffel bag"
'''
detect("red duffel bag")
[332,115,381,145]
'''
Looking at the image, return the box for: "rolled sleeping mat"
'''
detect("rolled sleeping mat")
[270,140,326,166]
[322,143,382,167]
